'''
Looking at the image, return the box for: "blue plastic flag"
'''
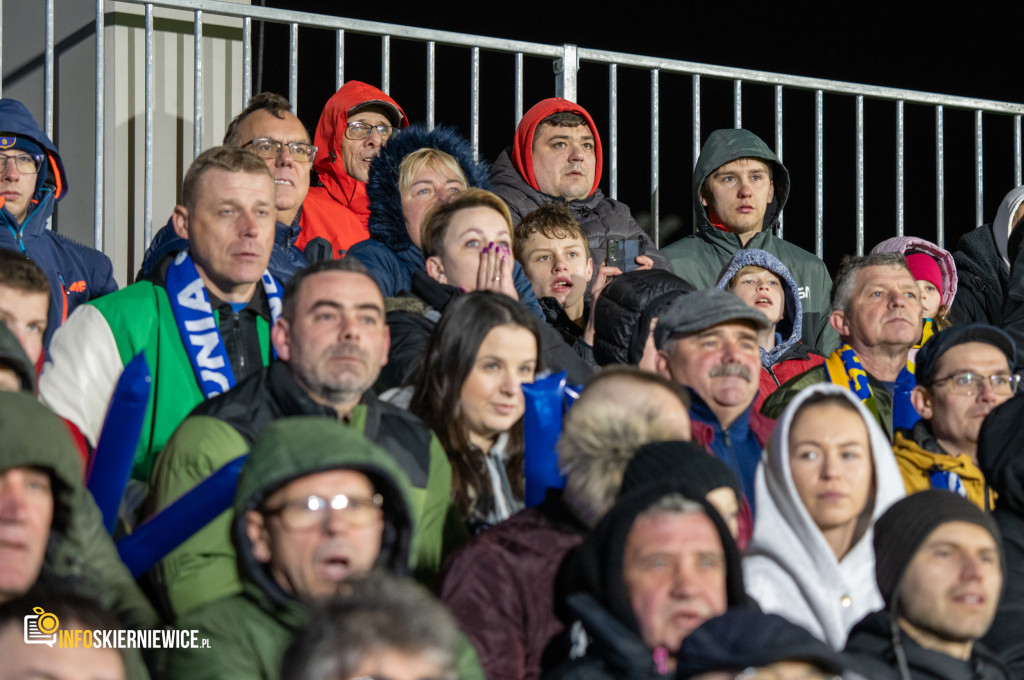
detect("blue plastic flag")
[521,371,581,507]
[86,352,151,534]
[117,455,247,579]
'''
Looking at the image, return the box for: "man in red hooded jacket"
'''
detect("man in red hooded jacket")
[295,81,408,257]
[490,98,670,273]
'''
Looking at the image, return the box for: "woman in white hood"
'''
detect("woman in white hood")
[742,383,905,650]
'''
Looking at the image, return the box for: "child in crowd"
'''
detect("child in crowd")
[716,248,825,411]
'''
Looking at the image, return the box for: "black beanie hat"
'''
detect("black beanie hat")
[618,440,742,503]
[874,490,1003,608]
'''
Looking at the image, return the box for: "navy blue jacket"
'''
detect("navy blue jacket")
[140,212,309,285]
[0,99,117,346]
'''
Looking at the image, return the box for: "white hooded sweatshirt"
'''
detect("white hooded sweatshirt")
[742,384,906,649]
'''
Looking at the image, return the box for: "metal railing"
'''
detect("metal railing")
[10,0,1024,267]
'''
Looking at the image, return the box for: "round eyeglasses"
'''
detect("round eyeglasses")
[263,493,384,531]
[0,153,44,174]
[344,122,396,141]
[242,138,317,164]
[929,371,1021,396]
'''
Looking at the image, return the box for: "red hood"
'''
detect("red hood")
[510,97,603,197]
[312,81,409,209]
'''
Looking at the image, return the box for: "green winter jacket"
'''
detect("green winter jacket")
[39,275,273,482]
[760,364,898,440]
[660,128,838,353]
[160,417,483,680]
[0,392,156,679]
[148,379,459,618]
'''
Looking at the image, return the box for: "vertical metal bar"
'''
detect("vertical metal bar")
[936,106,945,247]
[194,11,203,159]
[94,0,104,250]
[815,90,824,259]
[554,44,577,102]
[1011,114,1019,187]
[855,96,865,256]
[144,4,154,246]
[381,35,390,95]
[514,52,523,126]
[692,74,700,234]
[975,110,984,232]
[733,79,742,128]
[426,42,435,130]
[242,17,252,105]
[471,47,480,160]
[896,101,905,236]
[288,23,298,108]
[774,85,783,238]
[44,0,55,138]
[336,29,344,91]
[651,69,660,247]
[609,64,618,200]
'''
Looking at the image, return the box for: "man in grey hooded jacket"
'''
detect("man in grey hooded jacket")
[661,128,837,353]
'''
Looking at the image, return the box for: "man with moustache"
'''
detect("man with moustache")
[763,252,925,440]
[653,288,774,511]
[148,257,454,618]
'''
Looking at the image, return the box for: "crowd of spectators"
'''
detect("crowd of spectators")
[2,80,1024,680]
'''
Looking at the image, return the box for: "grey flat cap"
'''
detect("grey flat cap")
[654,288,770,349]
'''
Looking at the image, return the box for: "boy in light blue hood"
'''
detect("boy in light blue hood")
[716,248,824,411]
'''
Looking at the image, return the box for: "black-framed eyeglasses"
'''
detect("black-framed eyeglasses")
[344,121,395,141]
[930,371,1021,396]
[0,153,44,174]
[242,137,317,163]
[263,493,383,531]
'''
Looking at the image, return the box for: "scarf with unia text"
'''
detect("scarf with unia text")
[823,343,919,432]
[166,249,282,398]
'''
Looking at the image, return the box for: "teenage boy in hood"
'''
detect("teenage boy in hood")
[162,417,419,679]
[0,99,117,347]
[661,128,837,353]
[717,248,825,411]
[546,482,749,680]
[294,81,409,257]
[844,491,1009,680]
[489,97,670,273]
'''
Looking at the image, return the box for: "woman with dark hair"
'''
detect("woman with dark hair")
[409,291,541,531]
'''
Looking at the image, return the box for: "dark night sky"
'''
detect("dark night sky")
[259,2,1018,272]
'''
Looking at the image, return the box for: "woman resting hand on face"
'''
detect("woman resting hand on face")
[742,383,905,649]
[409,291,542,532]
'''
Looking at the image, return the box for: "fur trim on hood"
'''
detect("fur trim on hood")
[715,248,803,368]
[871,236,958,308]
[366,124,491,252]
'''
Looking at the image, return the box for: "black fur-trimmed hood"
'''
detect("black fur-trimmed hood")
[366,124,492,252]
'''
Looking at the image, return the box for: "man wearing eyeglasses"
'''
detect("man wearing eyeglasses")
[293,81,408,258]
[0,99,117,347]
[148,257,455,619]
[892,324,1017,510]
[141,92,314,283]
[162,417,423,679]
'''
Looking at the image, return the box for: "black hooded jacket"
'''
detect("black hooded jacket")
[546,481,750,680]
